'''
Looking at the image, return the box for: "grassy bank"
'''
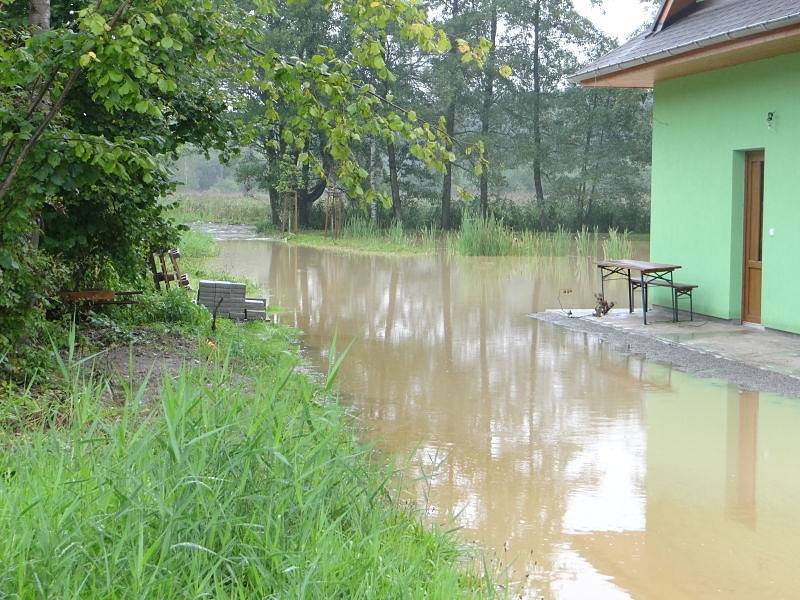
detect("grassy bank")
[0,235,495,598]
[168,191,270,225]
[273,216,637,260]
[279,226,440,256]
[168,192,643,259]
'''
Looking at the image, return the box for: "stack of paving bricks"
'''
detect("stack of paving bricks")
[197,280,268,321]
[197,280,247,321]
[245,298,267,321]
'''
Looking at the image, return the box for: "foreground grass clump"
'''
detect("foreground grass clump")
[0,321,492,598]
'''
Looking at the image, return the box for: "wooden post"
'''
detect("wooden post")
[159,253,171,289]
[335,199,342,239]
[148,254,161,291]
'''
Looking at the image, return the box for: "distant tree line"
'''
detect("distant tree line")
[229,0,656,233]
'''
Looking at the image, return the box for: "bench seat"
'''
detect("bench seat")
[640,280,698,321]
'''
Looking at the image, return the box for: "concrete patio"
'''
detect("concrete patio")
[534,307,800,398]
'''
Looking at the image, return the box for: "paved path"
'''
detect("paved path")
[532,307,800,398]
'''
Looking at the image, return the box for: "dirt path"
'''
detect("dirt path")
[82,328,199,404]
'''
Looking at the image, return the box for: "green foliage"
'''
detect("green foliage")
[128,288,209,328]
[0,324,492,598]
[0,248,70,378]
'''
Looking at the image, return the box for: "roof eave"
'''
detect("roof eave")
[570,12,800,87]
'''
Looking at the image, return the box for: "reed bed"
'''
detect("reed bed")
[452,214,513,256]
[167,192,270,225]
[602,227,634,260]
[0,325,493,598]
[575,225,601,258]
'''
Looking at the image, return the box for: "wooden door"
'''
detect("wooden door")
[743,151,765,324]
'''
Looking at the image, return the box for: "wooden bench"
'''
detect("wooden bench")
[645,280,698,322]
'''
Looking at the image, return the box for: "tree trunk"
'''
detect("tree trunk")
[387,139,401,222]
[269,186,280,226]
[440,98,456,230]
[29,0,49,30]
[532,0,546,227]
[479,3,497,220]
[440,0,461,231]
[578,92,598,227]
[25,0,50,250]
[368,137,378,225]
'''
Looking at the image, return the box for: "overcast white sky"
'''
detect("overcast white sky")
[573,0,656,42]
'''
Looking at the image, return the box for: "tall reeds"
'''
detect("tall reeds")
[452,213,513,256]
[603,227,633,260]
[0,327,494,597]
[575,225,600,258]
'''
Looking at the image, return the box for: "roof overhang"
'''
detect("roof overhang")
[572,19,800,89]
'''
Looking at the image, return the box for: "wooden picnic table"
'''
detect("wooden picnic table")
[596,260,682,325]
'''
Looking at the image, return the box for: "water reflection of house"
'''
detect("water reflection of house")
[573,1,800,330]
[567,378,800,600]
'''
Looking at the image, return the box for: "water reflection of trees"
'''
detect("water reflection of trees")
[214,240,800,599]
[226,242,649,597]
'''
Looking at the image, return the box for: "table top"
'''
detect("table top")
[596,259,681,274]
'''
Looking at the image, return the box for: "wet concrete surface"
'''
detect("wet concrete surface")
[535,308,800,398]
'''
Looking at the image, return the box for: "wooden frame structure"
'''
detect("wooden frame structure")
[324,186,343,238]
[148,248,190,291]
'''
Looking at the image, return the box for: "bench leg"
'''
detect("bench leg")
[600,268,605,302]
[628,269,634,313]
[674,288,679,323]
[641,273,647,325]
[690,292,694,322]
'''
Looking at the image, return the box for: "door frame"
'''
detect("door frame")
[741,150,765,324]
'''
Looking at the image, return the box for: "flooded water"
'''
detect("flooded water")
[212,239,800,600]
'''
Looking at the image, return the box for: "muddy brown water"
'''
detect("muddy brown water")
[211,238,800,600]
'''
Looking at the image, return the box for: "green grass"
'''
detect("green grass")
[0,228,495,599]
[279,216,441,256]
[167,192,271,225]
[0,322,493,598]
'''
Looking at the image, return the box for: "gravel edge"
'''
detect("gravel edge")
[531,311,800,399]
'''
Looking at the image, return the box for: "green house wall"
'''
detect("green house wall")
[650,51,800,332]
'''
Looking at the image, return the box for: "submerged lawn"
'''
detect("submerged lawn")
[281,230,439,256]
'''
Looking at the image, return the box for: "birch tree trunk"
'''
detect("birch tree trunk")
[532,0,546,227]
[29,0,50,30]
[479,2,497,220]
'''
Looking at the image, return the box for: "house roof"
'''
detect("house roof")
[571,0,800,87]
